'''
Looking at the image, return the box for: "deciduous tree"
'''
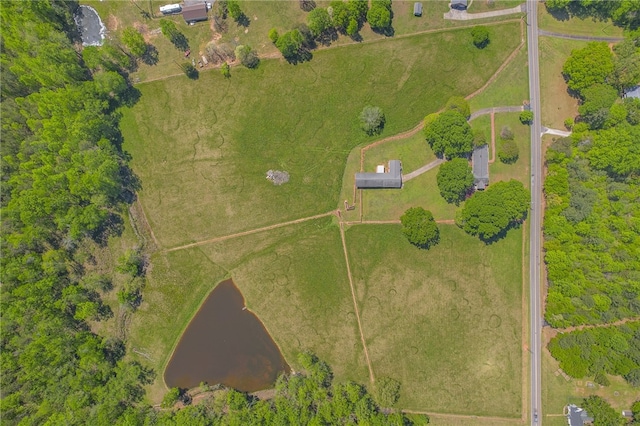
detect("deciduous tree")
[121,27,147,58]
[563,42,615,95]
[400,207,440,249]
[471,26,490,48]
[436,158,474,204]
[360,105,385,135]
[424,110,474,158]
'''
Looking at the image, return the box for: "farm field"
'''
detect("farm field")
[538,36,586,129]
[346,224,525,416]
[121,21,522,249]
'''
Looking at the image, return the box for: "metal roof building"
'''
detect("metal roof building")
[355,160,402,189]
[472,145,489,190]
[451,0,468,10]
[182,2,208,23]
[566,404,593,426]
[414,2,423,16]
[624,85,640,99]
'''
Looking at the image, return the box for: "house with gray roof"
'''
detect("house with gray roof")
[624,85,640,99]
[355,160,402,189]
[472,145,489,190]
[566,404,594,426]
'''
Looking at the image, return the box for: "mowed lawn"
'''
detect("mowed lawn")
[346,224,524,416]
[538,36,586,129]
[121,22,522,249]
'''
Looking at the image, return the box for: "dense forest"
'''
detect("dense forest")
[0,2,424,423]
[543,6,640,389]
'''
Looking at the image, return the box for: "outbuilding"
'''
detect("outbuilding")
[355,160,402,189]
[565,404,593,426]
[182,2,208,24]
[472,145,489,190]
[159,3,182,15]
[451,0,468,10]
[414,2,423,16]
[624,85,640,99]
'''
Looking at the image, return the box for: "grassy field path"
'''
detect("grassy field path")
[163,210,338,253]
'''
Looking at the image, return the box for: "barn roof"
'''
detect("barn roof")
[182,2,208,22]
[472,145,489,188]
[355,160,402,189]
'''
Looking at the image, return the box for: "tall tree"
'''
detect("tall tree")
[400,207,440,249]
[121,27,147,58]
[424,110,474,158]
[436,158,474,204]
[563,42,615,95]
[457,179,530,241]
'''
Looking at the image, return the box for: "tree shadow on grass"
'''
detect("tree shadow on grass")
[236,13,251,28]
[546,5,570,22]
[171,33,190,52]
[141,44,159,65]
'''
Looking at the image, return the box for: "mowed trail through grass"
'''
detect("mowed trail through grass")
[121,22,521,249]
[346,224,523,416]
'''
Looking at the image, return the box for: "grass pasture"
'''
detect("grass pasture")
[346,224,524,416]
[538,36,585,129]
[121,22,522,249]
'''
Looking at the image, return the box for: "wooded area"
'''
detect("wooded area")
[543,3,640,389]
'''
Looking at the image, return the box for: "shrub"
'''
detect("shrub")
[500,125,514,140]
[161,388,181,408]
[471,26,490,48]
[473,129,487,147]
[360,105,385,135]
[268,28,279,43]
[564,117,574,129]
[374,377,401,407]
[519,110,534,124]
[498,139,519,163]
[221,62,230,78]
[235,45,259,68]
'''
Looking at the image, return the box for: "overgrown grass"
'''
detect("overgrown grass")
[491,112,531,185]
[537,4,625,38]
[121,22,522,249]
[346,224,523,416]
[467,0,524,14]
[469,46,529,112]
[538,36,586,129]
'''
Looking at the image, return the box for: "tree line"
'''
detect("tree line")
[544,25,640,390]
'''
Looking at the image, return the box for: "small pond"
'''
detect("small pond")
[74,5,106,46]
[164,279,289,392]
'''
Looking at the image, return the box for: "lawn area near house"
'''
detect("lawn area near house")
[538,36,586,129]
[346,224,524,416]
[537,4,625,38]
[121,21,522,249]
[491,112,531,185]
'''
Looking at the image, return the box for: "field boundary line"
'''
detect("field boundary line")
[342,219,455,226]
[553,316,640,334]
[491,111,496,163]
[163,211,337,253]
[402,409,521,422]
[339,223,375,383]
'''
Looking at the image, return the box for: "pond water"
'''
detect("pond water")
[74,5,106,46]
[164,279,289,392]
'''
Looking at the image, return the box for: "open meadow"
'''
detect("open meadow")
[346,224,525,416]
[121,21,522,249]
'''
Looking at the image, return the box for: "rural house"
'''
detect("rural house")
[355,160,402,189]
[472,145,489,190]
[565,404,593,426]
[182,2,208,24]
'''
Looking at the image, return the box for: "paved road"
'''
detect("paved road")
[538,29,624,42]
[526,1,543,425]
[468,105,524,121]
[444,3,524,20]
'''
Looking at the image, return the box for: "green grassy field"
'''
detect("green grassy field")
[538,36,586,129]
[537,4,625,38]
[468,46,529,112]
[346,224,524,416]
[121,22,522,249]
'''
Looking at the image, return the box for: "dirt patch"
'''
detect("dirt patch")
[107,14,119,31]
